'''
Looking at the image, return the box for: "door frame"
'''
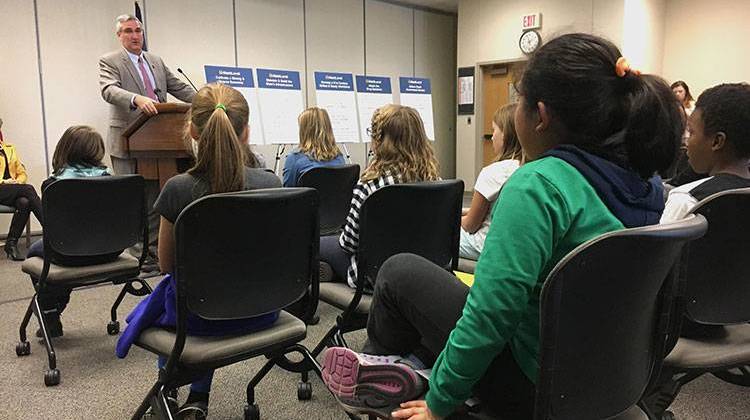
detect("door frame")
[473,58,527,178]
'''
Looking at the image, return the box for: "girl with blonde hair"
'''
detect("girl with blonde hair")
[117,83,280,418]
[283,107,345,186]
[319,104,440,288]
[459,103,523,259]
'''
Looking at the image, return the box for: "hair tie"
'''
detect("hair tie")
[215,103,226,111]
[615,57,641,78]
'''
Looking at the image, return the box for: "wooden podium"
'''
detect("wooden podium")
[121,102,192,189]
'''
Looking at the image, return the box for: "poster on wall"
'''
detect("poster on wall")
[355,75,393,143]
[204,65,265,145]
[314,72,360,143]
[399,77,434,140]
[457,66,474,115]
[256,68,304,144]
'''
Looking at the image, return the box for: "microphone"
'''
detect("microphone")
[177,68,199,92]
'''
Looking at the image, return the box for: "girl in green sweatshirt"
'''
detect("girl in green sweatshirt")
[321,33,685,420]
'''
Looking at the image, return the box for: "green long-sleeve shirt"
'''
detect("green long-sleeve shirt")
[426,157,625,417]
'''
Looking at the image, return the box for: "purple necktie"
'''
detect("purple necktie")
[138,57,157,101]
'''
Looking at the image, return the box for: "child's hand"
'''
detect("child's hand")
[391,400,442,420]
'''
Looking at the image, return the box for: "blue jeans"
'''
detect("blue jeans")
[157,356,213,394]
[458,228,482,260]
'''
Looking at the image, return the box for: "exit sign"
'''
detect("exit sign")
[522,13,541,30]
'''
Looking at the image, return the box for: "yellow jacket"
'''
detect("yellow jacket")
[0,143,28,184]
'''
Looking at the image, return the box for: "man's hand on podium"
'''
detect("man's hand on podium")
[134,95,158,116]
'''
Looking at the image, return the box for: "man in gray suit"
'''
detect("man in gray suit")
[99,14,194,268]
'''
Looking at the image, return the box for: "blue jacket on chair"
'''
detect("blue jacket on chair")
[116,274,279,358]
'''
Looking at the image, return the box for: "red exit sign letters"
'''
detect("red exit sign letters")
[522,13,542,30]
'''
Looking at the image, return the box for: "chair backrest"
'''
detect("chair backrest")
[535,214,707,420]
[174,188,319,321]
[298,164,360,235]
[42,175,146,257]
[357,180,463,287]
[683,187,750,324]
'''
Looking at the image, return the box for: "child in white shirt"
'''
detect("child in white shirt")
[661,83,750,224]
[459,103,523,259]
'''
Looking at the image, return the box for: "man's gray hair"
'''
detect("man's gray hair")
[115,14,142,33]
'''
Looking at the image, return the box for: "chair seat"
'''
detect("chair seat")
[135,311,307,366]
[0,205,16,213]
[319,283,371,314]
[457,257,477,274]
[665,324,750,369]
[610,405,649,420]
[320,227,343,237]
[21,254,139,285]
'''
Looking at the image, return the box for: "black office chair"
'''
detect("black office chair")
[647,188,750,419]
[531,214,707,420]
[130,188,322,420]
[15,176,149,386]
[311,180,463,356]
[298,164,360,236]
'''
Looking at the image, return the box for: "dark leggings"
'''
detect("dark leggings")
[0,184,43,239]
[364,253,536,418]
[319,235,351,282]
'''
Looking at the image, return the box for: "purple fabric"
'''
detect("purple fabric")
[116,274,279,358]
[137,57,157,101]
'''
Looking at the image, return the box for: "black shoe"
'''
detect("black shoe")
[35,319,64,339]
[141,264,159,273]
[176,401,208,420]
[4,238,23,261]
[307,313,320,325]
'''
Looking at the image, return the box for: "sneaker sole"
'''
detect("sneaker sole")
[322,348,422,417]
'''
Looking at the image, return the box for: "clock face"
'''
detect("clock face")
[519,30,541,55]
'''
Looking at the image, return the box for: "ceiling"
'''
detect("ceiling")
[394,0,459,13]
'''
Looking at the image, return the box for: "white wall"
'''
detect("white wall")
[237,0,307,168]
[622,0,666,74]
[364,0,415,171]
[0,0,48,232]
[148,0,236,93]
[662,0,750,96]
[37,0,131,166]
[1,0,457,235]
[456,0,626,187]
[307,0,366,170]
[416,9,458,178]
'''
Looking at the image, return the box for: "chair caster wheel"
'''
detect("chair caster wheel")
[307,314,320,325]
[297,381,312,400]
[244,403,260,420]
[107,321,120,335]
[15,341,30,356]
[44,368,60,386]
[662,411,675,420]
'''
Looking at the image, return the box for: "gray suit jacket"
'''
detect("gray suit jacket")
[99,49,195,158]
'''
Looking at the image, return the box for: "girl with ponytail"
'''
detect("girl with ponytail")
[116,83,280,418]
[320,33,685,420]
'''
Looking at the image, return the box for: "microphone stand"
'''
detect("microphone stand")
[177,68,199,92]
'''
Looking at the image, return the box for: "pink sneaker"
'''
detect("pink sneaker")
[322,347,425,418]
